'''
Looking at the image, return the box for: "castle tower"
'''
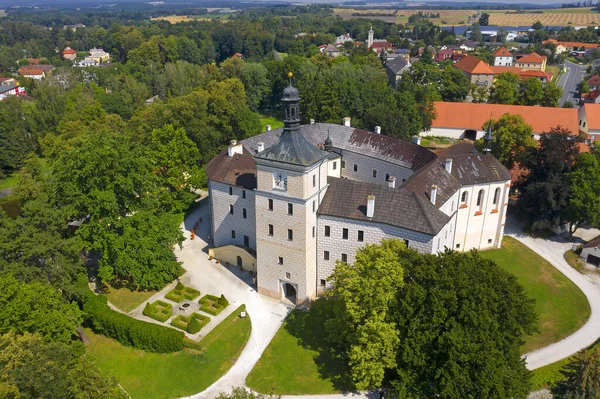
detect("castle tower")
[254,74,329,305]
[368,26,374,48]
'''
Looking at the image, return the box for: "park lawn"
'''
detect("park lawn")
[260,115,284,132]
[85,312,251,399]
[480,236,590,353]
[106,286,158,313]
[246,308,350,395]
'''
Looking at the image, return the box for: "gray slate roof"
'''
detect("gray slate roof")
[437,142,512,185]
[400,159,461,208]
[255,127,329,167]
[386,57,409,74]
[243,123,436,172]
[319,177,450,236]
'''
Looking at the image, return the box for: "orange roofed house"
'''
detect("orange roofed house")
[542,39,599,55]
[493,48,514,67]
[423,102,579,141]
[63,47,76,60]
[514,52,547,72]
[578,103,600,144]
[454,56,495,87]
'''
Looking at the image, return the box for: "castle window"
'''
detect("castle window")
[285,272,290,279]
[268,199,273,211]
[385,173,390,181]
[342,228,348,240]
[313,200,316,212]
[372,169,377,178]
[341,160,345,169]
[477,189,484,207]
[324,251,330,260]
[488,238,493,244]
[244,235,249,247]
[231,230,236,239]
[461,191,468,203]
[229,187,233,195]
[229,205,234,214]
[313,175,316,187]
[268,224,273,236]
[333,161,337,170]
[353,164,358,172]
[325,225,330,237]
[456,243,461,249]
[493,187,500,205]
[358,230,364,242]
[278,257,284,265]
[320,279,326,286]
[404,239,409,247]
[288,203,293,215]
[242,190,246,199]
[312,226,315,238]
[288,229,293,241]
[341,253,348,262]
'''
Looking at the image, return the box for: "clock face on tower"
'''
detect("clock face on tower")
[273,172,288,191]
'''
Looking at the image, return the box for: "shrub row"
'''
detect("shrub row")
[199,294,229,316]
[183,304,246,350]
[84,295,184,353]
[170,312,211,334]
[142,300,173,322]
[170,314,190,331]
[165,284,201,303]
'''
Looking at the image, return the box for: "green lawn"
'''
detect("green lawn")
[259,115,284,132]
[106,286,158,313]
[0,173,18,190]
[480,236,590,353]
[246,307,351,395]
[85,310,251,399]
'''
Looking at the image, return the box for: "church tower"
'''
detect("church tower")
[253,74,329,304]
[368,26,374,48]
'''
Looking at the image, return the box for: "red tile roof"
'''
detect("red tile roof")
[584,104,600,130]
[542,39,599,50]
[454,55,494,75]
[516,52,546,64]
[494,48,512,57]
[63,48,76,54]
[587,75,600,86]
[432,102,579,136]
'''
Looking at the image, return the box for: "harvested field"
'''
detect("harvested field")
[489,12,600,26]
[151,14,231,23]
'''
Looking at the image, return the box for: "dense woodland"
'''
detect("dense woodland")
[1,3,600,398]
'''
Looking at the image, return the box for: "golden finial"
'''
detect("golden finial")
[288,72,293,78]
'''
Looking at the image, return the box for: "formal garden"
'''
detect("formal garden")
[247,237,592,395]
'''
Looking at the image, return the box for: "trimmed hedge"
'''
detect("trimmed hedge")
[199,294,228,316]
[170,312,211,334]
[142,300,173,322]
[184,305,246,350]
[165,285,201,303]
[84,295,184,353]
[170,314,190,331]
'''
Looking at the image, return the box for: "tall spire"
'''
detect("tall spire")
[483,116,493,155]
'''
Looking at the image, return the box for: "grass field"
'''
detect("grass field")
[246,306,350,395]
[85,310,251,399]
[259,115,284,132]
[480,237,590,353]
[106,286,158,313]
[151,14,231,23]
[545,65,562,82]
[333,7,600,26]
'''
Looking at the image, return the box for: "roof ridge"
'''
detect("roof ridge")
[412,192,442,235]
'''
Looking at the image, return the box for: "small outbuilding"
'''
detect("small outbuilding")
[581,237,600,267]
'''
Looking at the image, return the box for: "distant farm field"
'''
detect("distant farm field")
[151,14,231,23]
[333,7,600,26]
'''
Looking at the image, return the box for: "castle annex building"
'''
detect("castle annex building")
[206,82,511,305]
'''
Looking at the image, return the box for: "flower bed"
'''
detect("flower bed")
[170,312,210,334]
[142,300,173,323]
[199,294,229,316]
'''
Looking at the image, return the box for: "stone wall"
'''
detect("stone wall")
[338,149,413,184]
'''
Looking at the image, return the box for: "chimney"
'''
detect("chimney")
[310,118,315,124]
[430,185,438,206]
[375,126,381,134]
[343,117,351,127]
[227,140,243,158]
[444,158,453,174]
[366,195,375,218]
[388,176,396,188]
[412,135,421,145]
[266,124,271,132]
[257,142,265,152]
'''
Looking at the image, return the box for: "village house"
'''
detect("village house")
[578,103,600,144]
[17,65,54,80]
[62,47,77,61]
[385,57,411,89]
[514,52,547,72]
[423,101,579,141]
[580,237,600,267]
[587,75,600,91]
[86,48,110,63]
[493,48,514,67]
[542,39,600,55]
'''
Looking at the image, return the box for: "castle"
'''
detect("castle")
[205,81,511,304]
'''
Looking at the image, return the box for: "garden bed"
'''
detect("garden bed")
[143,300,173,323]
[171,312,210,334]
[199,294,229,316]
[165,282,200,303]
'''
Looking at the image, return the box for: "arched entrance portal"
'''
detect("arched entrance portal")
[236,256,243,268]
[283,283,297,304]
[464,129,477,141]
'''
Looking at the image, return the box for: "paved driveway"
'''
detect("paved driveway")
[558,60,587,106]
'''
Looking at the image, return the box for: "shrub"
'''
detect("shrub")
[183,287,200,300]
[218,294,229,307]
[165,289,184,303]
[183,305,246,350]
[171,314,191,331]
[187,315,202,334]
[143,300,173,322]
[84,295,184,353]
[175,281,185,290]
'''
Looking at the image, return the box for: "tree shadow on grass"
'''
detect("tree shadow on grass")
[283,300,353,392]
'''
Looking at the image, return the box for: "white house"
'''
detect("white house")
[581,237,600,266]
[493,47,514,66]
[578,103,600,144]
